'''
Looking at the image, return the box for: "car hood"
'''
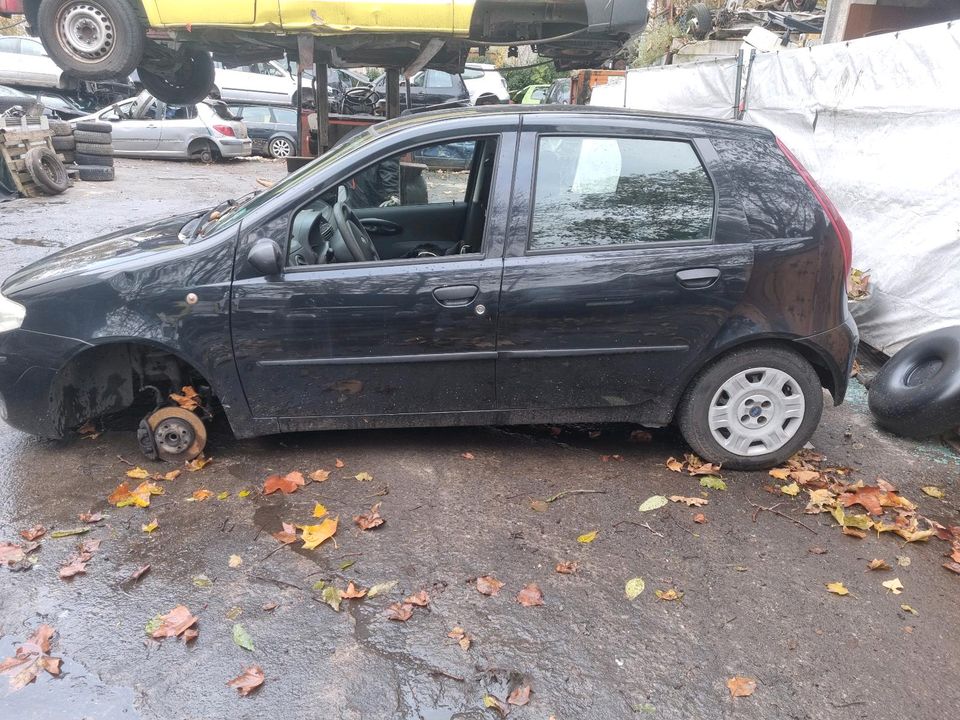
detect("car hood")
[2,212,202,295]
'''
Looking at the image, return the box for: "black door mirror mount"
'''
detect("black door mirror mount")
[247,238,283,277]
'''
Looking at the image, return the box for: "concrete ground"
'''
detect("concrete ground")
[0,159,958,720]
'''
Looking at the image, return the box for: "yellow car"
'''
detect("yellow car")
[11,0,647,104]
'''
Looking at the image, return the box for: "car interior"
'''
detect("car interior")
[285,137,498,267]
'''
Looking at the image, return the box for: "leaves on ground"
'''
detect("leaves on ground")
[882,578,904,595]
[693,513,707,524]
[49,527,91,538]
[476,575,505,596]
[189,488,213,502]
[921,486,945,499]
[404,590,430,607]
[19,525,45,541]
[826,582,849,596]
[726,676,756,698]
[354,471,374,482]
[227,665,264,696]
[868,559,891,571]
[151,605,198,642]
[516,583,544,607]
[108,481,164,508]
[555,561,577,574]
[699,476,727,491]
[58,539,101,579]
[780,482,800,496]
[300,517,338,550]
[141,519,159,533]
[341,581,367,599]
[669,495,708,508]
[272,522,297,545]
[625,577,645,600]
[312,502,328,518]
[232,624,255,651]
[310,469,330,483]
[263,471,305,495]
[335,459,345,468]
[0,625,61,692]
[577,530,598,543]
[655,588,683,602]
[665,457,684,472]
[354,503,384,530]
[638,495,668,512]
[385,602,414,621]
[126,466,151,480]
[900,604,918,615]
[448,626,472,650]
[126,564,150,583]
[483,694,510,716]
[170,386,200,411]
[228,555,242,568]
[508,685,532,706]
[461,452,475,460]
[78,512,104,523]
[366,580,398,598]
[185,455,212,471]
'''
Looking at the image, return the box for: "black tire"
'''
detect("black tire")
[677,345,824,470]
[25,146,69,195]
[683,3,713,40]
[75,142,113,156]
[138,46,215,105]
[75,152,113,167]
[36,0,145,80]
[49,119,73,136]
[61,151,76,164]
[52,135,75,151]
[78,165,115,181]
[868,326,960,438]
[73,129,112,144]
[74,120,112,134]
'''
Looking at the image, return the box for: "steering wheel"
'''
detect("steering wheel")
[332,186,380,263]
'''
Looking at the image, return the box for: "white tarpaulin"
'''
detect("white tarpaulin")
[593,22,960,354]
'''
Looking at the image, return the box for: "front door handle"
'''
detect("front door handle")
[361,218,402,235]
[433,284,479,307]
[675,268,721,290]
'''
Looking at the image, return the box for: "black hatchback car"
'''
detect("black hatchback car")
[0,106,856,469]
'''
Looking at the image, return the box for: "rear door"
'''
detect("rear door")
[157,103,199,154]
[496,116,752,421]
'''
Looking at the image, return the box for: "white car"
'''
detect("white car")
[214,61,299,106]
[0,35,73,90]
[462,63,510,104]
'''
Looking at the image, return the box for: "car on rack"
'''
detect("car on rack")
[2,0,647,105]
[73,90,250,161]
[226,103,297,159]
[0,105,855,469]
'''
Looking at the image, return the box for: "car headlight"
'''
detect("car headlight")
[0,293,26,333]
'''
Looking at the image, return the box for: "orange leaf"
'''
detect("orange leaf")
[555,561,577,574]
[19,525,45,542]
[516,583,544,607]
[309,469,330,483]
[341,581,367,599]
[461,452,475,460]
[185,455,212,471]
[665,457,683,472]
[335,458,345,468]
[191,488,213,502]
[226,665,264,696]
[508,684,531,706]
[151,605,198,640]
[385,602,413,621]
[693,513,707,524]
[353,502,384,531]
[78,512,103,523]
[727,676,757,697]
[476,575,504,596]
[271,522,297,545]
[263,471,306,495]
[403,590,430,607]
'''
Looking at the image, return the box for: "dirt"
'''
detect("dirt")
[1,159,958,720]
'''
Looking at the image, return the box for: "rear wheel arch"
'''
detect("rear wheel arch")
[187,138,218,162]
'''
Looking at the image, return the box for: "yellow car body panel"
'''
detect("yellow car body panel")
[143,1,475,35]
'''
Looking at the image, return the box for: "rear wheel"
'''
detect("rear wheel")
[268,136,293,159]
[138,46,215,105]
[678,346,824,470]
[37,0,145,79]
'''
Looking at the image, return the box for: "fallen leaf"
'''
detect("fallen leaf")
[192,575,212,588]
[665,457,684,472]
[768,467,791,480]
[826,582,849,596]
[831,505,873,531]
[780,482,800,496]
[300,517,338,550]
[263,471,305,495]
[448,626,472,650]
[262,602,278,611]
[0,541,38,569]
[227,665,264,696]
[170,386,200,410]
[126,466,151,480]
[19,525,45,541]
[321,585,342,612]
[78,512,103,523]
[141,519,159,533]
[354,471,373,482]
[339,559,356,571]
[151,605,198,641]
[190,488,213,502]
[577,530,598,543]
[699,476,727,491]
[228,555,242,568]
[842,527,867,539]
[58,539,100,579]
[809,546,828,555]
[404,590,430,607]
[232,624,254,650]
[726,676,756,698]
[638,495,669,512]
[629,429,652,443]
[238,490,251,498]
[108,481,163,508]
[483,694,510,716]
[896,555,911,567]
[516,583,544,607]
[353,503,384,530]
[312,502,328,518]
[49,527,92,538]
[366,580,398,598]
[555,561,577,574]
[669,495,708,508]
[804,488,836,514]
[921,486,945,499]
[882,578,904,595]
[126,564,150,582]
[185,455,212,471]
[216,491,229,500]
[385,602,414,621]
[161,470,181,481]
[225,606,243,621]
[0,625,61,692]
[530,499,549,512]
[625,577,646,600]
[839,486,884,516]
[461,452,475,460]
[943,561,960,575]
[687,462,722,476]
[272,522,297,545]
[693,513,707,524]
[341,582,367,599]
[508,684,531,706]
[868,559,891,571]
[310,469,330,483]
[476,575,504,596]
[900,604,918,615]
[335,458,345,468]
[655,588,683,602]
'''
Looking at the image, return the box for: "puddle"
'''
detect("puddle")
[0,634,139,719]
[1,237,64,248]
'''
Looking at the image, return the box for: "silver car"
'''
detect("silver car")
[74,91,251,162]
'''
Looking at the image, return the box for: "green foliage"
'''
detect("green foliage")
[500,60,561,94]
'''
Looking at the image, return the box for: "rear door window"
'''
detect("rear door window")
[528,136,715,251]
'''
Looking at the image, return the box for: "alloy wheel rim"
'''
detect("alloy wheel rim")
[56,2,115,63]
[707,366,806,456]
[270,139,292,158]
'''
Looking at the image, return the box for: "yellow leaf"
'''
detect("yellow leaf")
[185,455,212,471]
[768,467,791,480]
[217,491,229,500]
[354,472,373,482]
[826,582,849,596]
[126,467,150,480]
[577,530,598,544]
[655,588,683,602]
[301,517,339,550]
[881,578,904,595]
[780,482,800,496]
[804,488,836,514]
[229,555,243,568]
[141,519,158,533]
[189,488,213,502]
[238,490,250,498]
[625,577,645,600]
[921,486,945,499]
[162,470,181,481]
[900,604,918,615]
[312,503,328,518]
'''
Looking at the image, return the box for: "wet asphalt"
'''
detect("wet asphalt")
[1,159,959,720]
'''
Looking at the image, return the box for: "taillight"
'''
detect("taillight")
[776,137,852,275]
[212,124,235,137]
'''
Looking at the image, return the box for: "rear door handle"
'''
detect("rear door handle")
[361,218,402,235]
[675,268,721,289]
[433,284,479,307]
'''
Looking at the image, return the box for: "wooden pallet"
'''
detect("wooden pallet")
[0,126,69,198]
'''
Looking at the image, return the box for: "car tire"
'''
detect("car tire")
[677,345,824,470]
[683,3,713,40]
[78,165,115,181]
[868,326,960,438]
[138,46,215,105]
[25,147,69,195]
[75,152,113,167]
[75,142,114,156]
[268,136,294,159]
[73,129,112,145]
[61,151,76,164]
[52,135,76,151]
[74,120,113,134]
[36,0,145,80]
[49,119,73,137]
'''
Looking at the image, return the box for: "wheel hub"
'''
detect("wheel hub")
[154,417,194,456]
[58,3,114,62]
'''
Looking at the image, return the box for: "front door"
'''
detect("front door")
[496,127,752,421]
[104,95,161,154]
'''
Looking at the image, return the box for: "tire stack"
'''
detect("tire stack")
[49,120,75,165]
[74,121,115,182]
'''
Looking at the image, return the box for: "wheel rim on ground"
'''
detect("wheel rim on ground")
[56,2,115,65]
[146,406,206,462]
[270,138,292,158]
[707,366,806,456]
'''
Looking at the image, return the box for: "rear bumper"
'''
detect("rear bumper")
[796,311,859,405]
[215,138,252,157]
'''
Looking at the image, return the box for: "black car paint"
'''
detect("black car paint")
[0,105,857,442]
